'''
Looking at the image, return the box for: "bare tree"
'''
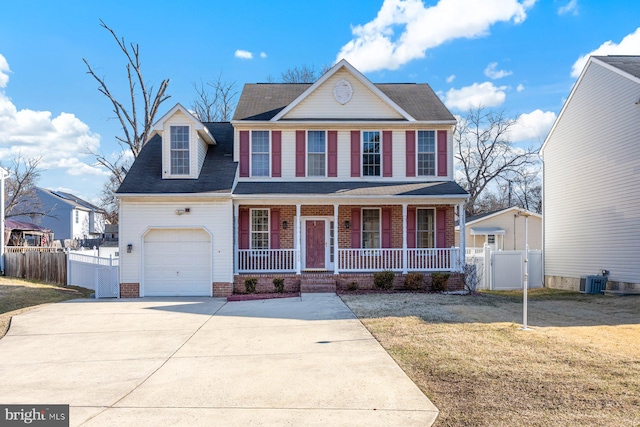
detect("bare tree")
[83,20,170,219]
[191,74,238,122]
[1,155,47,219]
[454,106,538,216]
[266,64,331,83]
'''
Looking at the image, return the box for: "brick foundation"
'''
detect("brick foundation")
[336,272,465,292]
[234,273,301,294]
[119,283,140,298]
[212,282,234,297]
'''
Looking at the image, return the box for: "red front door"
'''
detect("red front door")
[305,220,325,269]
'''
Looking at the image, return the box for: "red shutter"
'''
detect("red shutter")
[239,209,250,249]
[436,207,447,248]
[239,131,250,177]
[350,131,360,177]
[270,209,280,249]
[328,130,338,177]
[296,130,305,177]
[406,130,415,177]
[272,131,281,178]
[407,207,416,249]
[383,131,393,177]
[437,130,447,177]
[382,208,392,248]
[350,208,361,248]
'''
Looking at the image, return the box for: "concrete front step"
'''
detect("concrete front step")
[300,284,336,293]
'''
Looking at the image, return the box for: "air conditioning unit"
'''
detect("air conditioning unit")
[580,275,608,294]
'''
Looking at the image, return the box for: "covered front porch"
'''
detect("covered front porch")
[233,201,467,275]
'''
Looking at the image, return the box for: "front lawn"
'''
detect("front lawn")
[0,276,92,337]
[341,289,640,427]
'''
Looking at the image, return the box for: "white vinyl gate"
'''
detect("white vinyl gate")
[466,246,542,290]
[67,250,120,298]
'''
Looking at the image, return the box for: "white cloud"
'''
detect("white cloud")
[260,52,267,59]
[446,74,456,83]
[0,54,10,88]
[508,109,556,143]
[234,49,254,59]
[484,62,513,79]
[558,0,578,15]
[516,83,524,92]
[0,55,103,177]
[336,0,536,72]
[571,27,640,77]
[444,82,507,110]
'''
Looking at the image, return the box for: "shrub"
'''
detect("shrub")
[347,281,359,291]
[244,277,257,294]
[404,272,425,290]
[374,270,395,290]
[273,277,285,293]
[431,272,450,293]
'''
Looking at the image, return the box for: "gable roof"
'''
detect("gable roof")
[151,103,216,144]
[38,188,104,213]
[233,61,455,123]
[455,207,541,229]
[541,55,640,155]
[116,123,236,195]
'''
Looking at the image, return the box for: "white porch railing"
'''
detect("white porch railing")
[238,249,298,273]
[338,248,404,272]
[406,248,460,272]
[465,247,485,258]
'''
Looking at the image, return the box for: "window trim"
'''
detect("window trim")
[416,207,435,248]
[306,130,327,178]
[249,208,270,251]
[169,124,191,177]
[250,130,271,177]
[416,130,436,177]
[361,130,382,178]
[361,207,381,249]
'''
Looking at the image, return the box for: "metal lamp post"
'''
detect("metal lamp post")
[519,210,532,330]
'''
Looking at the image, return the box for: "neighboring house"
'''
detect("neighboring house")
[116,59,469,297]
[455,207,542,251]
[13,187,106,241]
[540,55,640,292]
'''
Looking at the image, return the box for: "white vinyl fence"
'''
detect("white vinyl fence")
[67,250,119,298]
[465,245,542,291]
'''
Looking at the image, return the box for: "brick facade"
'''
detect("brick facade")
[212,282,234,297]
[234,273,301,294]
[119,283,140,298]
[335,272,465,292]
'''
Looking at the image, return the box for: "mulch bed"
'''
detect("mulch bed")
[227,292,301,302]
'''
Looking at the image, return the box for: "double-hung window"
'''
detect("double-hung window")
[170,126,190,175]
[417,208,435,248]
[362,131,381,177]
[251,131,270,177]
[417,130,435,176]
[307,131,326,177]
[362,208,381,249]
[250,209,269,250]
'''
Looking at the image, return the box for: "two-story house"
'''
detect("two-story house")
[116,60,469,297]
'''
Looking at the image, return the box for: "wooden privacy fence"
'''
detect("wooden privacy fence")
[4,250,67,285]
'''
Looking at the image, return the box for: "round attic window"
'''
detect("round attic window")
[333,79,353,104]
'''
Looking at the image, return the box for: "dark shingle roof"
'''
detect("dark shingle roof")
[116,123,236,194]
[233,83,454,122]
[233,181,467,197]
[595,56,640,80]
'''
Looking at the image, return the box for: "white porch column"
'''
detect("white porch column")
[459,202,466,271]
[334,204,339,275]
[296,204,301,275]
[402,203,408,274]
[233,203,239,275]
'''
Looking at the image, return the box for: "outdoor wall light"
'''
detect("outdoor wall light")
[282,221,288,229]
[127,244,132,253]
[344,220,350,229]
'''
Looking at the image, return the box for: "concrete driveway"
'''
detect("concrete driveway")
[0,294,438,426]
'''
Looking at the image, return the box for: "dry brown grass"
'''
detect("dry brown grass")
[0,276,92,337]
[341,289,640,427]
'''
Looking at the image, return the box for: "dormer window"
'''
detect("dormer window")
[170,126,190,175]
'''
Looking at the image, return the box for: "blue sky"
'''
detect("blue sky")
[1,0,639,203]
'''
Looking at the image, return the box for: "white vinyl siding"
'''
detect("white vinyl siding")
[282,68,404,120]
[197,135,208,175]
[543,60,640,285]
[118,198,233,287]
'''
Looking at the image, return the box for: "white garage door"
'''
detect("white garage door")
[144,228,211,296]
